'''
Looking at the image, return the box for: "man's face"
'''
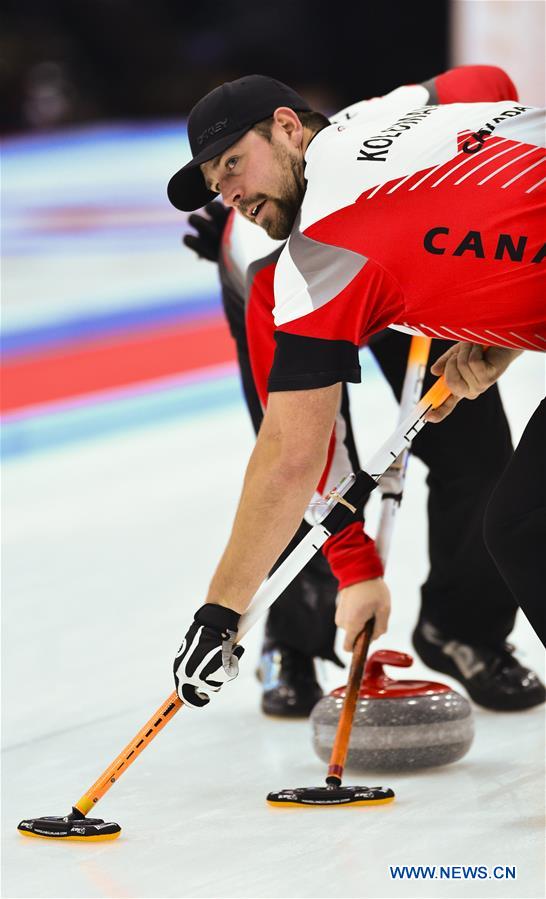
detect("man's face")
[200,125,306,240]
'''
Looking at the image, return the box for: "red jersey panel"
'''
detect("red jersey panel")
[271,100,545,390]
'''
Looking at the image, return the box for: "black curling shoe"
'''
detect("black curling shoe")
[257,642,323,717]
[413,620,546,712]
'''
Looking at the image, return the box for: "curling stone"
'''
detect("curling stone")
[311,649,474,771]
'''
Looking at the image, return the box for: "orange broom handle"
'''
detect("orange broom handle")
[423,373,451,411]
[74,692,182,815]
[407,333,432,370]
[326,619,374,785]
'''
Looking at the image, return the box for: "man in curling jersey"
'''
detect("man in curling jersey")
[167,69,546,709]
[185,197,545,716]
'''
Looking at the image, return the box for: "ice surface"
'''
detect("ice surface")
[2,355,545,899]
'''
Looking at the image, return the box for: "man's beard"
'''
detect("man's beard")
[260,148,306,240]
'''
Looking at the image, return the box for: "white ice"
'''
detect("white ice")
[2,352,545,899]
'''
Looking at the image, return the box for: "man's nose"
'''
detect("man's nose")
[221,182,243,209]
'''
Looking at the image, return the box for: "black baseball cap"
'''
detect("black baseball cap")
[167,74,312,212]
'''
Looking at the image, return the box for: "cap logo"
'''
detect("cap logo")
[197,119,229,146]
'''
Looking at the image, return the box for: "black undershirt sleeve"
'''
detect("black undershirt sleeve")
[267,331,361,392]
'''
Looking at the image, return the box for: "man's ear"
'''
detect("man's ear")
[272,107,304,147]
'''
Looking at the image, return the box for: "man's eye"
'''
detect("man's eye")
[226,157,238,170]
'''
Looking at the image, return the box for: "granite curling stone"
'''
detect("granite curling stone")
[311,649,474,771]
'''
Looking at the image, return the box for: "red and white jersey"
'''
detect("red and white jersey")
[269,94,545,391]
[220,66,536,589]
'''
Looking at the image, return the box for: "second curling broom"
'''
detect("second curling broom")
[266,336,431,807]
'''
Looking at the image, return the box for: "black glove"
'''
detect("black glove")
[173,604,245,708]
[183,201,230,262]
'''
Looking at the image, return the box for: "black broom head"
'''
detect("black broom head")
[18,807,121,841]
[267,785,395,807]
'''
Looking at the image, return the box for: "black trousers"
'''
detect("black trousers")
[221,282,517,654]
[484,399,546,647]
